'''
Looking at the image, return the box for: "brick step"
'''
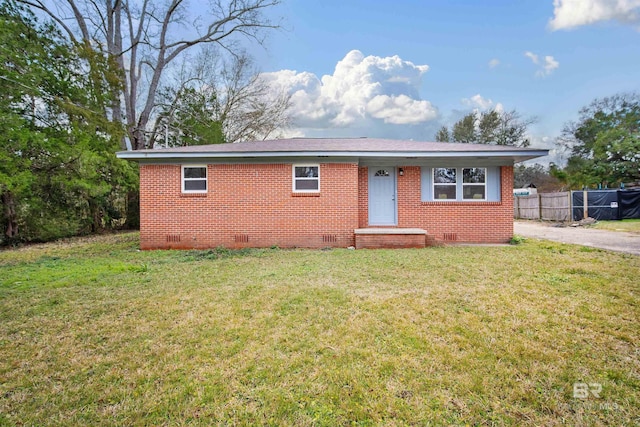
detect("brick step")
[354,228,427,249]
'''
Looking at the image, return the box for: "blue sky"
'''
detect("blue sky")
[246,0,639,162]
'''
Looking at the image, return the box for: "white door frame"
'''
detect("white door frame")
[368,167,397,226]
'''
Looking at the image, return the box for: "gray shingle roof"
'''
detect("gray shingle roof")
[123,138,542,153]
[116,138,548,163]
[143,138,531,153]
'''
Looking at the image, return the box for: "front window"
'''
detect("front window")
[182,165,207,193]
[463,168,486,200]
[430,167,487,201]
[433,168,457,200]
[293,165,319,192]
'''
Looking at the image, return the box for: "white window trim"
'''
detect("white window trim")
[431,167,487,201]
[181,164,208,194]
[462,167,487,201]
[292,164,320,193]
[432,167,458,201]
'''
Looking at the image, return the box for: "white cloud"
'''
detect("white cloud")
[461,94,504,112]
[488,58,500,68]
[366,94,436,124]
[549,0,640,30]
[541,55,560,76]
[259,50,438,137]
[524,134,564,166]
[524,51,539,64]
[524,51,559,76]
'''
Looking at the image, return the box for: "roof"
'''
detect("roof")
[116,137,548,163]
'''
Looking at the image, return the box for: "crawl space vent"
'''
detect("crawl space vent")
[443,233,458,242]
[234,234,249,243]
[322,234,337,243]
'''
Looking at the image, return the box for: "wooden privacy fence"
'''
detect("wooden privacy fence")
[514,192,572,221]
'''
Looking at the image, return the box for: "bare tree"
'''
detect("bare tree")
[150,47,291,147]
[217,52,291,144]
[19,0,282,149]
[493,110,534,147]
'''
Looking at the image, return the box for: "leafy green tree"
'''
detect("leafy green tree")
[477,110,500,144]
[0,0,136,244]
[555,93,640,188]
[451,113,476,143]
[434,125,450,142]
[442,110,534,146]
[155,86,226,147]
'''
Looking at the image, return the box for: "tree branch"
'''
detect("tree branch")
[17,0,79,43]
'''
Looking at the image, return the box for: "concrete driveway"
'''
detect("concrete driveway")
[514,221,640,256]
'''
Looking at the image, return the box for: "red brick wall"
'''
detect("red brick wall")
[396,166,514,243]
[139,163,359,249]
[139,162,514,249]
[358,167,369,228]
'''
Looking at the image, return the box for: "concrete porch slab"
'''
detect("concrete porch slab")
[354,228,427,235]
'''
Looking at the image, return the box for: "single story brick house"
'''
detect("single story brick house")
[117,138,547,249]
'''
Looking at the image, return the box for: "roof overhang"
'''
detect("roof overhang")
[116,149,548,164]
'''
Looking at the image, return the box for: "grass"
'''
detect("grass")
[1,233,639,426]
[591,219,640,234]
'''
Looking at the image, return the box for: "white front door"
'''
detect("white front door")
[368,167,397,225]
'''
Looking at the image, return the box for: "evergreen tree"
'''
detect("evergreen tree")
[434,125,450,142]
[0,0,136,244]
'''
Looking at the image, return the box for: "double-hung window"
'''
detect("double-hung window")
[433,168,457,200]
[293,164,320,192]
[462,167,486,200]
[182,165,207,193]
[428,167,488,201]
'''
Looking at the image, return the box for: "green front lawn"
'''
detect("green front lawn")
[1,233,639,426]
[592,219,640,234]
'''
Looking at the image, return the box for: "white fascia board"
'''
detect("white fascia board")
[116,149,548,160]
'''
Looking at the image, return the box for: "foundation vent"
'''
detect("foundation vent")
[166,234,181,243]
[322,234,337,243]
[234,234,249,243]
[443,233,458,242]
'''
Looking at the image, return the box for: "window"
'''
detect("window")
[293,164,319,192]
[423,167,494,201]
[433,168,457,200]
[182,165,207,193]
[463,168,486,200]
[374,169,390,177]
